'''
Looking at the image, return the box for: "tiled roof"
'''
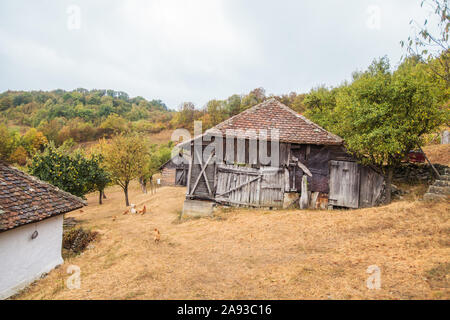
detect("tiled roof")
[178,99,343,147]
[210,98,343,145]
[0,162,86,233]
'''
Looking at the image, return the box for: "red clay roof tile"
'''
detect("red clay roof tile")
[0,162,86,232]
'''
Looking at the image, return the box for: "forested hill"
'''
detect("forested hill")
[0,89,174,144]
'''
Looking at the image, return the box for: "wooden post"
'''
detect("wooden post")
[418,146,441,180]
[299,175,309,209]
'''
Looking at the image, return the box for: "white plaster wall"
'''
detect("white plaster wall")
[0,214,64,299]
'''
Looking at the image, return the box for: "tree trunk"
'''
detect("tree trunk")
[385,166,393,204]
[139,177,147,194]
[124,184,130,207]
[99,190,103,205]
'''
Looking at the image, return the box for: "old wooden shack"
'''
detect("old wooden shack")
[159,153,189,187]
[179,99,384,213]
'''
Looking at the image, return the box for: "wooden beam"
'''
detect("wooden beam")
[186,144,194,195]
[297,161,312,177]
[418,146,441,179]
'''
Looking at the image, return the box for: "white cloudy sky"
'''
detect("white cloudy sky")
[0,0,433,108]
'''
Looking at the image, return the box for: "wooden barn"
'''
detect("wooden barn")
[159,153,189,187]
[179,99,384,215]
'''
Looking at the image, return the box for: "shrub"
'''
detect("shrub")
[10,146,28,165]
[63,227,98,255]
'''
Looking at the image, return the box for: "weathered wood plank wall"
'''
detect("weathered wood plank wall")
[215,165,284,208]
[359,166,384,208]
[185,139,384,209]
[329,160,360,209]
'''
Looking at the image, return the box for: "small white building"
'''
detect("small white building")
[0,162,85,299]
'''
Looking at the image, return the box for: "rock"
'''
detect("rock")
[391,184,405,196]
[442,130,450,144]
[427,186,450,195]
[423,193,448,201]
[434,180,450,187]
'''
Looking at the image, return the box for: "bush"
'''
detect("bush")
[29,143,110,198]
[63,227,98,255]
[9,146,28,165]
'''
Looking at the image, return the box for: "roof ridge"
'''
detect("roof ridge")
[213,98,274,130]
[215,98,342,143]
[177,98,343,147]
[270,99,343,142]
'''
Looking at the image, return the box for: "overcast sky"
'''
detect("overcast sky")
[0,0,433,108]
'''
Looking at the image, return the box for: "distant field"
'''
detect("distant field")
[77,129,174,152]
[14,180,449,300]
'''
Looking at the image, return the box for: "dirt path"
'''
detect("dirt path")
[14,181,449,300]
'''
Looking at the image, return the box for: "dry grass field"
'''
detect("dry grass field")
[13,179,449,300]
[422,144,450,166]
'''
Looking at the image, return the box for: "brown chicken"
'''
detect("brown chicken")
[122,209,129,215]
[154,228,160,244]
[112,216,117,221]
[138,205,147,215]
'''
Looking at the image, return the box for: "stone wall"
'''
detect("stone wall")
[393,163,449,184]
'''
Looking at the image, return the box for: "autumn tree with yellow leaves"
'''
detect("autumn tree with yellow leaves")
[100,134,149,206]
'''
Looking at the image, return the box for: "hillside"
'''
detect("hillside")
[13,183,449,300]
[0,89,174,145]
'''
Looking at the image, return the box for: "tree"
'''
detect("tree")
[401,0,450,86]
[22,128,48,155]
[173,102,197,130]
[304,86,341,129]
[0,124,14,161]
[86,153,111,204]
[328,57,448,203]
[224,94,242,117]
[101,134,149,206]
[29,143,94,198]
[139,143,172,194]
[99,114,129,137]
[10,146,28,166]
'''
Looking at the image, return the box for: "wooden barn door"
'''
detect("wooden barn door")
[187,149,215,200]
[215,165,284,208]
[175,168,187,186]
[329,160,360,209]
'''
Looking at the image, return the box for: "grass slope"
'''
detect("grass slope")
[14,182,449,300]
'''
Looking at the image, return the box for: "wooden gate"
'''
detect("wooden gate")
[215,165,285,208]
[187,149,216,200]
[329,160,360,209]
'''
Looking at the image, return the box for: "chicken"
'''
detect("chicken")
[130,204,137,214]
[138,205,147,215]
[154,228,160,244]
[112,216,117,221]
[79,210,84,213]
[122,209,129,215]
